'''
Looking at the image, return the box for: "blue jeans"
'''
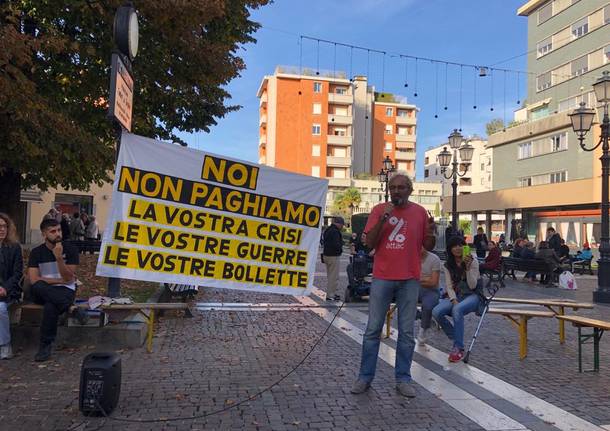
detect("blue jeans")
[358,278,420,383]
[418,288,440,330]
[432,294,481,350]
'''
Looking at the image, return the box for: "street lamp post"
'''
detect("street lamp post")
[569,70,610,304]
[378,156,396,203]
[437,129,474,234]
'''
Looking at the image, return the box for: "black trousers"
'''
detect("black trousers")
[31,281,75,344]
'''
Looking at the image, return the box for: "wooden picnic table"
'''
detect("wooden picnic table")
[487,308,556,359]
[556,315,610,372]
[492,297,594,344]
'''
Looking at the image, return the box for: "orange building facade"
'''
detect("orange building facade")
[257,67,417,189]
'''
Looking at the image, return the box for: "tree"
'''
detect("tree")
[485,118,505,136]
[0,0,270,221]
[331,187,361,220]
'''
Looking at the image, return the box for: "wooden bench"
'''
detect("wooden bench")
[492,297,594,344]
[556,315,610,372]
[500,257,558,284]
[487,308,555,359]
[99,303,192,352]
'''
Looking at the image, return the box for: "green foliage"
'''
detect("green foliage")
[374,92,397,103]
[459,219,471,235]
[332,187,361,218]
[485,118,504,136]
[0,0,269,198]
[354,172,376,180]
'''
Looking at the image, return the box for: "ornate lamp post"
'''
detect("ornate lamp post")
[437,129,474,233]
[378,156,396,203]
[569,70,610,304]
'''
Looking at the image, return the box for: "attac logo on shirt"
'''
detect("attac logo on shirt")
[386,216,407,249]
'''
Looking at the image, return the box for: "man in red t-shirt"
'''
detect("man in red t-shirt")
[351,174,435,397]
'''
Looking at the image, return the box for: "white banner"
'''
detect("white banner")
[96,132,328,296]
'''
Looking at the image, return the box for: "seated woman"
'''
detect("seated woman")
[479,241,501,274]
[432,236,481,363]
[578,244,593,261]
[0,213,23,359]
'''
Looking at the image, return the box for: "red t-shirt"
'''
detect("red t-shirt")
[364,201,428,280]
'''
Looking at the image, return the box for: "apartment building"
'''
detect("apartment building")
[455,0,610,247]
[257,67,418,198]
[424,136,492,197]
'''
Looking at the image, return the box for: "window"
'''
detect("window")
[313,82,322,93]
[312,103,321,114]
[335,87,347,95]
[334,147,347,157]
[605,46,610,63]
[312,145,320,157]
[397,126,408,136]
[424,169,429,178]
[537,37,553,57]
[550,132,567,152]
[386,107,393,116]
[605,5,610,24]
[520,177,532,187]
[397,109,408,117]
[333,106,348,116]
[385,125,393,135]
[384,141,392,151]
[333,127,347,136]
[518,142,532,159]
[424,156,429,164]
[312,124,321,135]
[571,55,588,77]
[572,17,588,39]
[559,92,594,113]
[480,163,485,170]
[311,166,320,177]
[480,178,485,185]
[332,168,346,179]
[538,2,552,25]
[537,72,552,91]
[550,171,567,183]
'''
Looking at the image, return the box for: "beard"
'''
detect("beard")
[48,236,62,244]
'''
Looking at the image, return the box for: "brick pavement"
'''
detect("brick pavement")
[1,252,609,430]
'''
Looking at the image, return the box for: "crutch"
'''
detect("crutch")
[463,279,501,364]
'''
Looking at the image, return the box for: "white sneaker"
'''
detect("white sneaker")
[417,327,429,345]
[0,344,13,359]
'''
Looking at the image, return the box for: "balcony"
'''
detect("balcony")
[327,135,351,146]
[259,115,267,127]
[328,93,353,104]
[259,135,266,147]
[395,134,416,143]
[396,115,416,126]
[326,156,351,167]
[328,178,351,187]
[395,140,415,150]
[259,93,267,107]
[395,151,415,161]
[328,114,352,125]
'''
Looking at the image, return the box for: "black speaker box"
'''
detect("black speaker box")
[79,352,122,416]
